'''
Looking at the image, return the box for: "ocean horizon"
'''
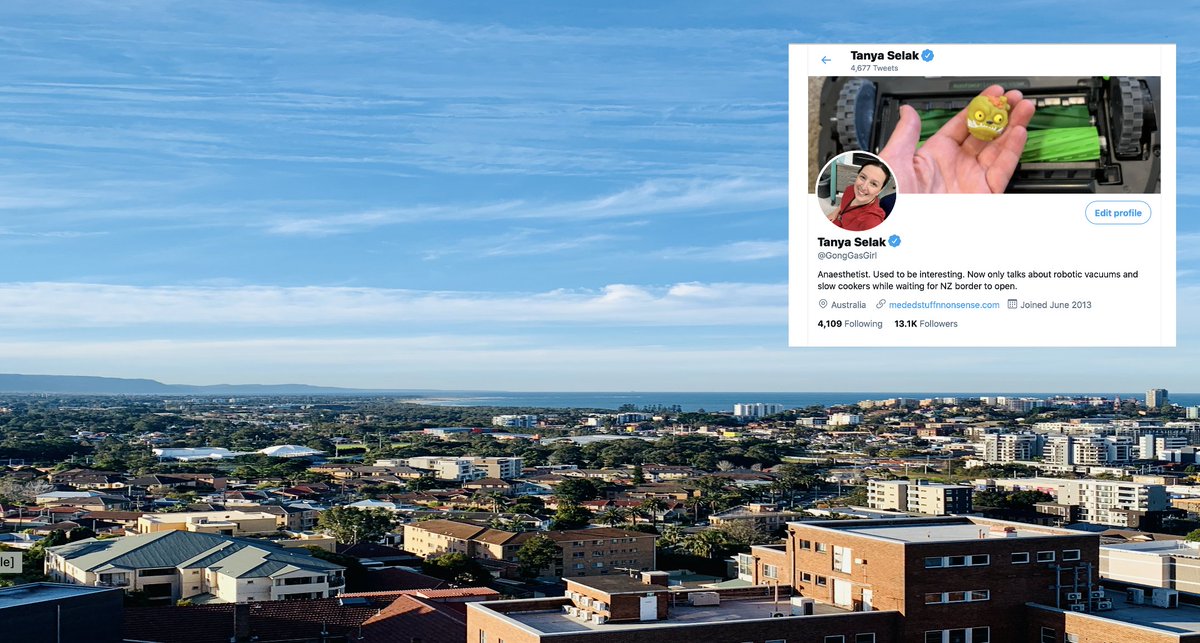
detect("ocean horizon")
[402,391,1200,413]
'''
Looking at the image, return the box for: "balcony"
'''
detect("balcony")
[328,577,346,588]
[97,579,130,587]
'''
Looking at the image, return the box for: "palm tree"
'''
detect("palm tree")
[640,497,668,528]
[684,529,728,559]
[597,507,628,527]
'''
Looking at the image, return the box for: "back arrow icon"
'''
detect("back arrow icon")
[821,56,830,64]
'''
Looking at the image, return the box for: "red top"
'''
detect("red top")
[833,184,887,231]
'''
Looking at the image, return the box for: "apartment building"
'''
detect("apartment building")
[1061,479,1170,528]
[988,477,1171,528]
[493,414,539,428]
[1042,434,1134,467]
[867,480,972,515]
[45,530,345,603]
[136,510,279,536]
[979,433,1043,463]
[403,519,655,579]
[403,456,523,481]
[471,516,1200,643]
[733,403,784,418]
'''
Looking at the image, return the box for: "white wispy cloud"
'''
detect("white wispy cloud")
[659,240,787,262]
[264,178,784,236]
[0,281,786,328]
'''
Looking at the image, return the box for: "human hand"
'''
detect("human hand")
[879,85,1035,194]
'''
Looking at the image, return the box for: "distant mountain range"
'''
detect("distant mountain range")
[0,373,401,396]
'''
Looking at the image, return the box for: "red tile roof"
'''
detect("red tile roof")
[359,595,466,643]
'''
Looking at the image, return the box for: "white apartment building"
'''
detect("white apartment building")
[987,477,1168,527]
[1138,435,1189,460]
[829,413,862,426]
[403,456,522,481]
[1061,480,1169,527]
[405,456,488,482]
[1042,434,1133,466]
[732,403,783,418]
[980,433,1044,463]
[867,479,972,515]
[492,414,539,428]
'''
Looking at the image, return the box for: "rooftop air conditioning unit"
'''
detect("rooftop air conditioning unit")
[1066,592,1082,601]
[1090,590,1105,599]
[1152,588,1179,609]
[771,611,787,618]
[1069,604,1086,612]
[1128,588,1146,605]
[1096,600,1113,610]
[688,592,720,607]
[592,614,607,625]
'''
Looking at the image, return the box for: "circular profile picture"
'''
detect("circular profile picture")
[815,152,897,232]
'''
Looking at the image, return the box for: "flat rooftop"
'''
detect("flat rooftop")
[1033,592,1200,636]
[0,583,115,609]
[809,517,1081,543]
[505,597,851,634]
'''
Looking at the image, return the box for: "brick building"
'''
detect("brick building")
[471,516,1200,643]
[402,520,655,579]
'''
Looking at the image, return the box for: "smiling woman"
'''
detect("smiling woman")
[816,152,897,232]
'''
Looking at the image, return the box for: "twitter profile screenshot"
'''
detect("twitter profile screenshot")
[789,44,1175,347]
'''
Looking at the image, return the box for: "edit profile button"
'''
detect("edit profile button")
[1086,200,1151,225]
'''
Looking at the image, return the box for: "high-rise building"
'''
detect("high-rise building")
[1146,388,1169,408]
[1187,406,1200,420]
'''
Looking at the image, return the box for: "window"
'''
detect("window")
[824,637,844,643]
[1037,551,1055,562]
[764,564,778,579]
[855,635,875,643]
[833,545,852,573]
[1040,628,1056,643]
[1012,552,1030,564]
[816,575,827,586]
[925,555,989,568]
[815,542,828,553]
[925,590,989,604]
[801,572,813,582]
[1063,549,1081,561]
[480,633,487,643]
[925,628,988,643]
[800,539,812,550]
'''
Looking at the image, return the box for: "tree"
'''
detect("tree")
[1186,529,1200,543]
[553,478,599,505]
[516,535,559,579]
[422,553,490,586]
[318,507,396,544]
[640,497,668,528]
[631,463,646,485]
[715,520,774,547]
[683,529,728,559]
[551,504,592,530]
[597,507,629,527]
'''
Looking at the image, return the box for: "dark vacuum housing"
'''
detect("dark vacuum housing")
[815,76,1160,193]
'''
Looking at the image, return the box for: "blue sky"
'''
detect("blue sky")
[0,1,1195,392]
